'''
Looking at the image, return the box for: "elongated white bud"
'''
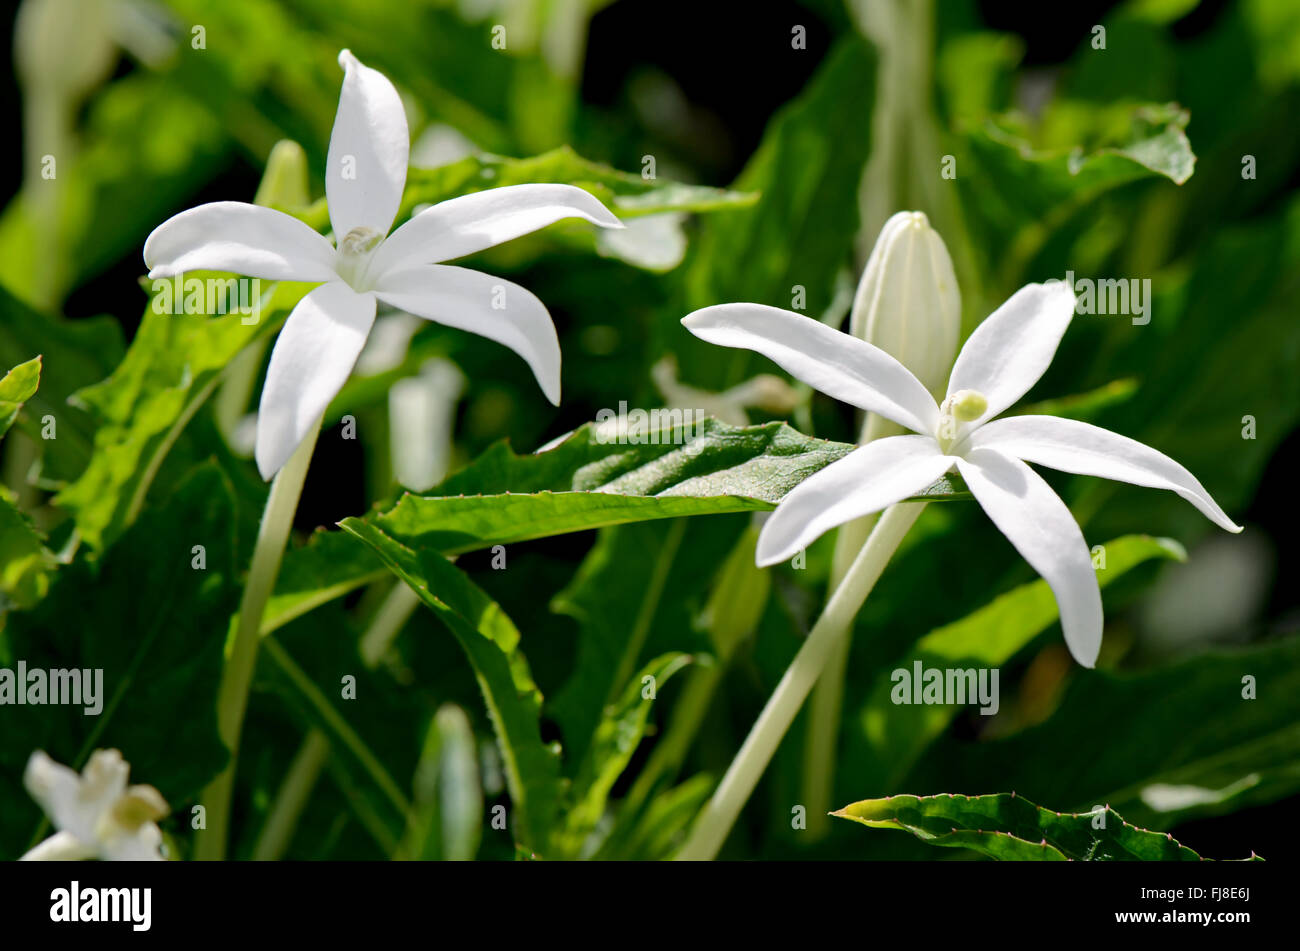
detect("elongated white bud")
[849,210,960,400]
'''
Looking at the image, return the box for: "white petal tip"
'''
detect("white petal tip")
[338,49,358,70]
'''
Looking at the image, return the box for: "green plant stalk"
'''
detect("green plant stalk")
[802,412,898,836]
[675,501,926,860]
[195,417,322,861]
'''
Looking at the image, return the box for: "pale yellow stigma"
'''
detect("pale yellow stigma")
[949,389,987,421]
[936,389,988,452]
[336,227,384,289]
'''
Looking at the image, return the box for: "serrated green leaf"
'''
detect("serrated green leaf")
[349,418,966,557]
[261,528,387,637]
[833,792,1254,860]
[339,519,563,856]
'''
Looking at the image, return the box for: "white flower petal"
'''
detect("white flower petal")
[326,49,409,239]
[256,281,376,480]
[143,201,338,282]
[24,751,98,844]
[101,824,166,862]
[19,831,98,862]
[371,183,623,276]
[375,264,561,405]
[971,415,1243,533]
[681,304,939,435]
[946,282,1077,424]
[956,447,1104,667]
[755,435,955,567]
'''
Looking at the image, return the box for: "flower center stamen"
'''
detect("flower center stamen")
[335,226,383,290]
[937,388,988,451]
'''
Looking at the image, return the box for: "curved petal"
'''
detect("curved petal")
[956,447,1103,667]
[326,49,409,239]
[143,201,338,282]
[375,264,561,405]
[946,281,1077,425]
[256,282,376,480]
[681,303,939,435]
[371,184,623,275]
[971,415,1242,533]
[755,435,954,567]
[19,830,98,861]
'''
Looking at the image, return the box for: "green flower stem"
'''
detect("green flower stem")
[675,501,926,861]
[195,417,323,861]
[801,413,900,836]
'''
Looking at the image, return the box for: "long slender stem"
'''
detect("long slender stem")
[195,417,322,861]
[801,413,899,836]
[674,501,926,861]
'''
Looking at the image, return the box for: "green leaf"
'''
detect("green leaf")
[861,535,1185,785]
[349,418,966,557]
[0,464,239,857]
[0,356,41,440]
[339,519,563,857]
[54,281,308,549]
[832,792,1255,860]
[555,652,693,859]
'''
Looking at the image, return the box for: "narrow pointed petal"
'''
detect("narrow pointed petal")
[371,184,623,276]
[756,435,955,567]
[971,415,1242,533]
[956,447,1103,666]
[256,282,376,480]
[327,49,409,240]
[946,282,1077,424]
[374,264,561,405]
[143,201,338,282]
[681,304,939,435]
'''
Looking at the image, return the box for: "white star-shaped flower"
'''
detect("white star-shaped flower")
[144,49,622,479]
[21,749,169,861]
[683,282,1241,666]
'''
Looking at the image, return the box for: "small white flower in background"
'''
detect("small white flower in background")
[144,49,623,480]
[850,210,960,399]
[682,281,1241,667]
[21,749,169,861]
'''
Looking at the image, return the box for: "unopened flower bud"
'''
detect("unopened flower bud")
[849,210,960,399]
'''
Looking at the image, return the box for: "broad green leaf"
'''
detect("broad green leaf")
[0,464,238,858]
[339,519,563,856]
[832,793,1255,860]
[54,281,308,549]
[0,356,41,439]
[861,535,1185,785]
[555,652,692,859]
[906,635,1300,833]
[350,418,967,558]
